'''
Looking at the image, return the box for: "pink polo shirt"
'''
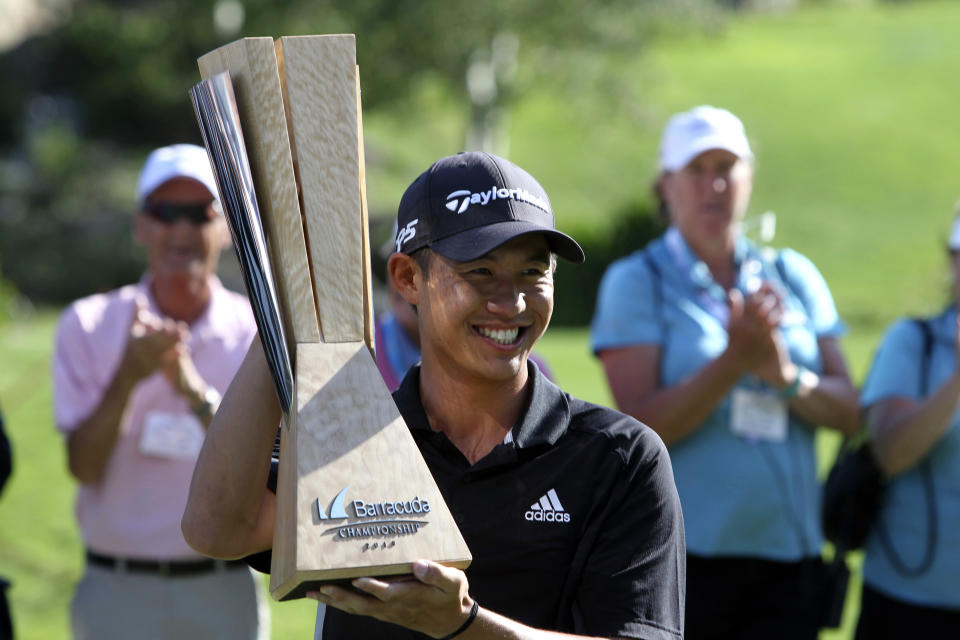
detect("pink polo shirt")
[52,275,256,559]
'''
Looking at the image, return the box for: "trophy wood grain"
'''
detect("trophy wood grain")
[356,66,375,357]
[197,38,320,349]
[269,342,472,601]
[277,35,365,344]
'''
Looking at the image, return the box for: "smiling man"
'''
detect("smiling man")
[182,151,685,640]
[52,144,268,639]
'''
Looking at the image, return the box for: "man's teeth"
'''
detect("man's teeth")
[477,327,519,344]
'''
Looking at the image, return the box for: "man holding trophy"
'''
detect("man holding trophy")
[183,150,684,640]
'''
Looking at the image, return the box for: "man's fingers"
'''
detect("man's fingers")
[412,560,463,593]
[308,585,375,614]
[351,577,399,602]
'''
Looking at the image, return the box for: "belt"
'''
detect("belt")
[86,550,247,576]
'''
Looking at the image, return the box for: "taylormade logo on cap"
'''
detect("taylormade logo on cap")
[444,186,551,215]
[393,151,585,263]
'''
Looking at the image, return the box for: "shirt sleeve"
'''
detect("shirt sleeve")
[244,430,281,573]
[777,248,846,338]
[52,306,104,433]
[861,319,927,408]
[575,422,685,640]
[591,252,663,354]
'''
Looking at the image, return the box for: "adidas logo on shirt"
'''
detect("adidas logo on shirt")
[524,488,570,523]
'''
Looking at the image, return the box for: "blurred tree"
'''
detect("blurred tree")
[2,0,718,149]
[0,0,718,305]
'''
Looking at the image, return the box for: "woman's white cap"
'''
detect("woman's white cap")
[659,105,753,172]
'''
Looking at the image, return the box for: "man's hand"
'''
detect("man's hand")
[161,343,209,408]
[120,299,187,383]
[123,299,210,407]
[309,560,476,639]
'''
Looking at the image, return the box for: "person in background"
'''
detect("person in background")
[591,105,859,639]
[374,263,426,392]
[0,401,13,640]
[52,144,268,640]
[183,151,686,640]
[856,207,960,639]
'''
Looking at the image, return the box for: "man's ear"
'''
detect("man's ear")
[212,216,231,251]
[388,253,420,306]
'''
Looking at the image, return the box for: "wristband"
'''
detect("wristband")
[192,386,222,420]
[438,600,479,640]
[778,365,805,399]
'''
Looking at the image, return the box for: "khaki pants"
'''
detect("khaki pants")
[71,563,269,640]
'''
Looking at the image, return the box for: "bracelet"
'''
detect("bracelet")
[438,600,479,640]
[778,365,805,399]
[191,386,222,420]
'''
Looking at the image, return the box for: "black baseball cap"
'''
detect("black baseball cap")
[394,152,585,263]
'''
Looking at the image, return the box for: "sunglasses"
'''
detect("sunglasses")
[144,202,216,225]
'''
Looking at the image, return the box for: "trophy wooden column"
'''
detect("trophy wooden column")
[197,35,471,602]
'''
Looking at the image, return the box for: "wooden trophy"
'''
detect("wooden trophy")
[193,35,471,601]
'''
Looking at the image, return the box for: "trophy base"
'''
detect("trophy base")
[268,342,472,601]
[272,558,472,601]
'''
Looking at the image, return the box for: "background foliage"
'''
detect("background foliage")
[0,0,714,308]
[1,0,959,638]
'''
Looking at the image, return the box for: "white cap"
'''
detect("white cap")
[659,105,753,172]
[135,144,219,206]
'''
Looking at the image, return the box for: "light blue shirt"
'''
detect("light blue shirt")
[860,308,960,609]
[591,227,845,560]
[378,312,422,381]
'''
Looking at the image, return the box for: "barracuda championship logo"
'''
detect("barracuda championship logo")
[316,486,432,547]
[444,186,550,215]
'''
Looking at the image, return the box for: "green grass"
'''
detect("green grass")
[0,314,878,640]
[0,311,322,640]
[6,1,960,637]
[363,0,960,337]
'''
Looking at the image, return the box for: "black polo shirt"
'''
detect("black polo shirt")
[258,363,685,640]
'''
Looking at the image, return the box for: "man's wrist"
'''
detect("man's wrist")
[437,600,479,640]
[191,386,222,421]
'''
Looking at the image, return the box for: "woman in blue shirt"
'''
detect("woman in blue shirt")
[591,106,859,639]
[856,211,960,638]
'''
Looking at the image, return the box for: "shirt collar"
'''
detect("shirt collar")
[664,225,751,290]
[394,360,571,452]
[137,272,224,341]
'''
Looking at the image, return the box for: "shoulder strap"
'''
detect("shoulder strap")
[640,250,664,331]
[876,315,939,576]
[640,251,661,307]
[773,251,806,314]
[912,316,934,395]
[641,251,664,386]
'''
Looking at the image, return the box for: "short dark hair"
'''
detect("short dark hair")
[411,247,434,278]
